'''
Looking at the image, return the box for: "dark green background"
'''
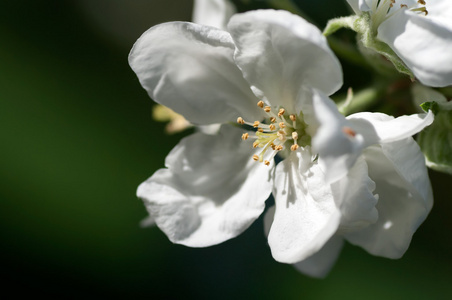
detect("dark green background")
[1,0,451,298]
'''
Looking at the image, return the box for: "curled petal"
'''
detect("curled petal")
[228,10,342,111]
[268,149,341,264]
[347,110,434,146]
[312,89,365,183]
[129,22,262,125]
[345,140,433,258]
[137,125,273,247]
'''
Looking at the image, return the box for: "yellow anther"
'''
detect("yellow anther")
[270,117,276,123]
[258,128,264,133]
[290,144,299,151]
[292,132,298,140]
[289,114,296,121]
[278,108,285,117]
[275,145,283,151]
[257,101,264,108]
[264,106,271,113]
[253,141,259,148]
[277,130,286,141]
[264,160,270,166]
[253,121,260,128]
[271,144,276,150]
[418,0,426,5]
[241,133,249,140]
[237,117,245,125]
[252,154,259,161]
[279,122,286,129]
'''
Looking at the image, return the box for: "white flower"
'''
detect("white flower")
[192,0,236,29]
[346,0,452,87]
[130,9,433,276]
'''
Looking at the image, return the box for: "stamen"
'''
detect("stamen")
[274,145,283,151]
[264,160,270,166]
[253,141,259,148]
[342,126,356,137]
[401,4,408,8]
[237,117,245,125]
[418,0,426,5]
[242,133,249,140]
[277,130,286,141]
[269,124,276,131]
[278,108,285,117]
[257,101,264,108]
[289,114,296,121]
[290,144,299,151]
[253,121,260,128]
[279,122,286,129]
[292,132,298,140]
[257,128,264,133]
[270,117,276,123]
[264,106,271,113]
[252,154,259,161]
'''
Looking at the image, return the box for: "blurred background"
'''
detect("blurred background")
[1,0,451,298]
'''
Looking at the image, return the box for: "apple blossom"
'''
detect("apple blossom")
[130,9,433,276]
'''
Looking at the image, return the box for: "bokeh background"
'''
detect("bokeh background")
[1,0,451,298]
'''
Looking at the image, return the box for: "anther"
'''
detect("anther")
[401,4,408,8]
[237,117,245,125]
[418,0,426,4]
[269,124,276,131]
[253,121,260,128]
[264,106,271,113]
[292,132,298,140]
[270,117,276,123]
[264,160,270,166]
[257,101,264,108]
[275,145,283,151]
[278,108,285,117]
[253,154,259,161]
[342,126,356,137]
[289,114,296,121]
[290,144,299,151]
[277,130,286,141]
[258,128,264,133]
[279,122,286,129]
[253,141,259,148]
[241,133,249,140]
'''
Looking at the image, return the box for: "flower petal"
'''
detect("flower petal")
[192,0,236,30]
[268,149,341,264]
[378,10,452,87]
[137,125,273,247]
[228,10,342,111]
[293,235,344,278]
[345,139,433,258]
[347,110,434,145]
[311,89,365,183]
[129,22,263,125]
[332,156,379,232]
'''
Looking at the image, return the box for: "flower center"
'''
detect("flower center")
[237,101,311,166]
[371,0,428,32]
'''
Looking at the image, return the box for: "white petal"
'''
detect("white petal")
[346,0,372,13]
[347,110,434,145]
[293,235,344,278]
[268,149,341,264]
[378,10,452,87]
[129,22,263,125]
[137,125,273,247]
[192,0,236,30]
[312,90,365,183]
[228,10,342,111]
[345,140,433,258]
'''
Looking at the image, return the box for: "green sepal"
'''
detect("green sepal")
[418,109,452,174]
[420,101,440,115]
